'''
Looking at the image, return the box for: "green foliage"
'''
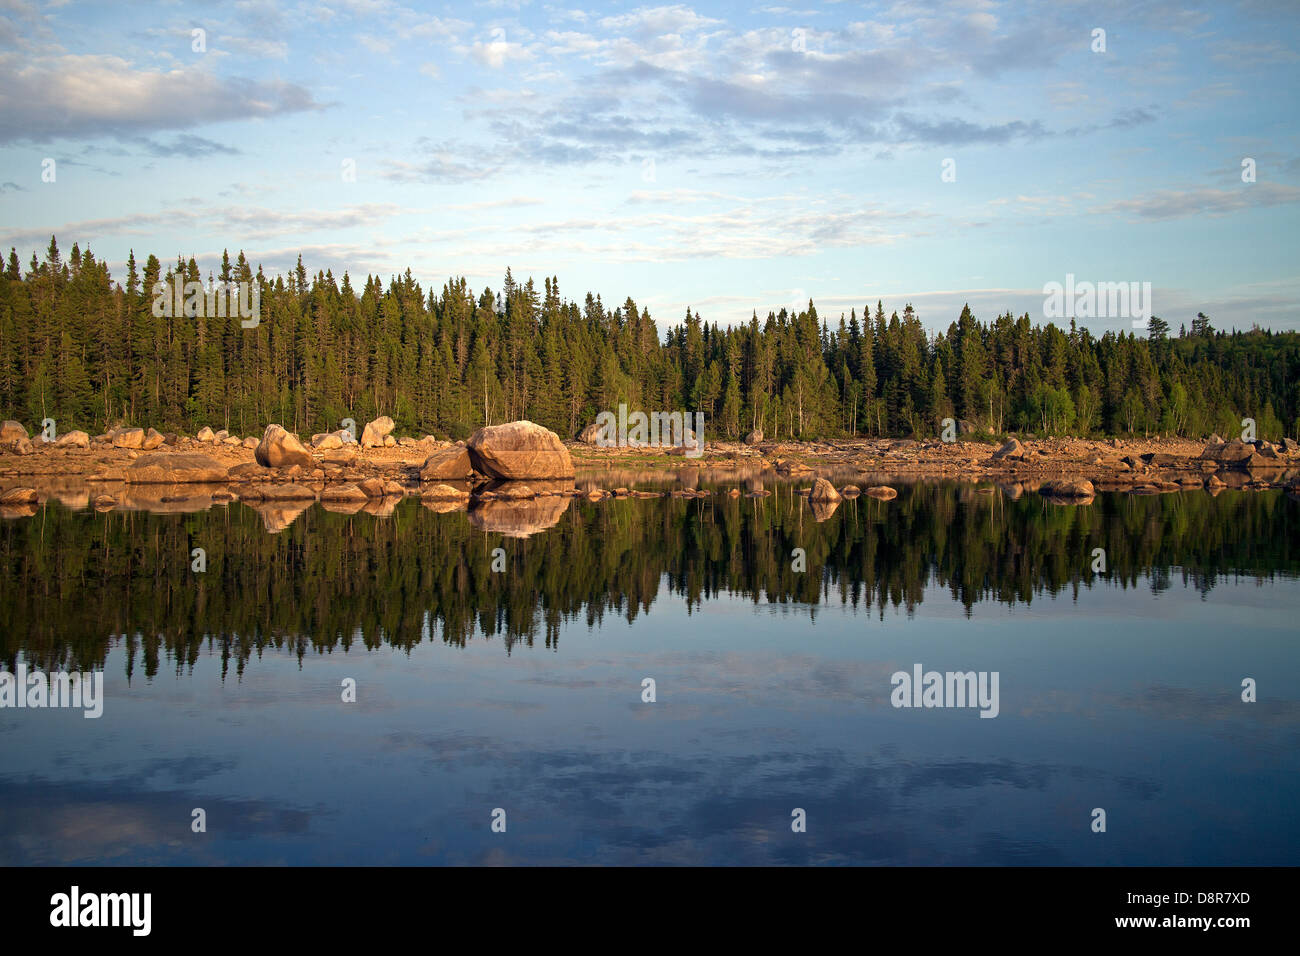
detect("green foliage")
[1,240,1297,441]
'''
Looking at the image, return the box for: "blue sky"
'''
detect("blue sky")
[2,0,1298,333]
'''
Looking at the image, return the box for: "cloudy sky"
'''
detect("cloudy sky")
[2,0,1298,333]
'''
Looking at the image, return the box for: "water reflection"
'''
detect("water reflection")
[1,479,1296,675]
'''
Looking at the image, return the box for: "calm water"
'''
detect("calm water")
[2,477,1298,865]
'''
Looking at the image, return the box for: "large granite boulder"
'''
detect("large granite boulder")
[467,420,574,480]
[0,421,29,442]
[577,422,605,444]
[255,424,314,469]
[361,416,395,448]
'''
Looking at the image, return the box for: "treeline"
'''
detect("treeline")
[1,237,1296,441]
[3,485,1296,676]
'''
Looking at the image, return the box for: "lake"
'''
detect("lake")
[2,475,1298,865]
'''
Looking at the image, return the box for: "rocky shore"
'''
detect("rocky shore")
[2,417,1298,528]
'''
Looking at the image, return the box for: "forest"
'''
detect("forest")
[1,237,1296,442]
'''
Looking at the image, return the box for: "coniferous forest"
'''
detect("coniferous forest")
[2,237,1296,442]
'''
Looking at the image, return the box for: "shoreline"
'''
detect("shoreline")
[1,432,1297,506]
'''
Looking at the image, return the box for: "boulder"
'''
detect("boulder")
[992,438,1024,461]
[320,447,359,464]
[125,453,229,483]
[1140,453,1183,467]
[467,420,574,480]
[257,484,317,502]
[54,430,90,449]
[242,436,259,449]
[320,483,368,503]
[196,426,215,442]
[865,485,898,500]
[141,427,166,450]
[808,477,841,502]
[361,416,395,448]
[420,446,475,481]
[7,437,33,455]
[495,483,536,501]
[111,427,145,449]
[422,483,470,501]
[255,424,314,470]
[743,429,764,446]
[577,422,605,444]
[1039,478,1095,498]
[359,477,387,498]
[1198,439,1254,466]
[383,435,396,447]
[214,430,229,442]
[1,421,29,442]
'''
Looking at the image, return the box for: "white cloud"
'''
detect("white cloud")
[0,53,323,143]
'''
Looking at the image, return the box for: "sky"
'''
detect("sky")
[1,0,1298,335]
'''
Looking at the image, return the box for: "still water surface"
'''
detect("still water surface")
[2,477,1297,864]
